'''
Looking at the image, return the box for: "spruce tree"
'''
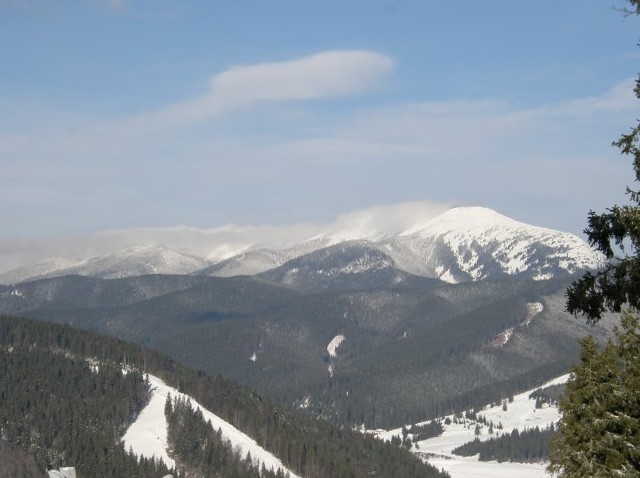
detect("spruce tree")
[550,2,640,476]
[548,337,622,477]
[566,0,640,323]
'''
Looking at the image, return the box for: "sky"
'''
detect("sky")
[1,0,639,267]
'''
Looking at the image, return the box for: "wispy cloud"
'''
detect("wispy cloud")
[126,50,394,128]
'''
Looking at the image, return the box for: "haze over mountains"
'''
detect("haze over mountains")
[0,205,602,285]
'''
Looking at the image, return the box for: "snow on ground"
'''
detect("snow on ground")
[327,334,345,357]
[122,373,300,477]
[122,376,175,469]
[374,374,570,478]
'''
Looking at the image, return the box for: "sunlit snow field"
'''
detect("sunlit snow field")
[122,374,300,478]
[376,374,569,478]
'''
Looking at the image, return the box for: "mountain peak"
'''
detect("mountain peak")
[404,206,529,236]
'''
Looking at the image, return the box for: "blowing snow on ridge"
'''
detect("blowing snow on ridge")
[0,204,602,285]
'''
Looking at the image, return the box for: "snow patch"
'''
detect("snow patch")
[524,302,543,325]
[491,328,514,348]
[439,269,458,284]
[327,334,345,358]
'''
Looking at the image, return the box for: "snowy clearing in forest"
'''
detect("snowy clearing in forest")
[375,374,570,478]
[122,373,299,477]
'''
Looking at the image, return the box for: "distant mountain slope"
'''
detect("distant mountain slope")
[0,207,601,285]
[258,241,439,293]
[0,245,209,285]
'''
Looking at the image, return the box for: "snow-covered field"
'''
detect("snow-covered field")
[375,374,569,478]
[122,373,299,477]
[122,371,569,478]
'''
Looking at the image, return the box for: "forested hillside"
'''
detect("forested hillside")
[0,274,614,429]
[0,315,448,478]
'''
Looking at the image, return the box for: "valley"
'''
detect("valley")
[0,207,614,476]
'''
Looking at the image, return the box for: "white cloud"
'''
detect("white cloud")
[134,50,394,127]
[211,50,394,102]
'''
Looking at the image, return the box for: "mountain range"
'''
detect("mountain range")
[0,205,612,432]
[0,207,602,285]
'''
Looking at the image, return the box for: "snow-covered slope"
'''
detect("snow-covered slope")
[0,257,84,285]
[122,373,300,477]
[382,207,601,283]
[0,206,601,285]
[0,245,210,284]
[375,374,569,478]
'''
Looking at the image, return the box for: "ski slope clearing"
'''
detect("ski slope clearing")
[122,373,299,477]
[375,374,570,478]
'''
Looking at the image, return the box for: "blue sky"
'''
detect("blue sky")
[1,0,639,246]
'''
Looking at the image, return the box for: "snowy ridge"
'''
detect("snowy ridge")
[122,373,300,477]
[62,245,210,279]
[0,257,84,285]
[0,205,601,285]
[374,373,570,478]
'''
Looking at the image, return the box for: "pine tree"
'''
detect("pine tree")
[548,336,622,477]
[549,313,640,477]
[551,2,640,476]
[566,0,640,323]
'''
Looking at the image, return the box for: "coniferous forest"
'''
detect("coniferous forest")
[0,315,448,478]
[451,425,556,463]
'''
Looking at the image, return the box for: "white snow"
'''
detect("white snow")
[439,268,458,284]
[491,328,514,348]
[374,373,571,478]
[524,302,544,325]
[122,376,175,469]
[122,373,300,477]
[327,334,345,357]
[491,302,544,347]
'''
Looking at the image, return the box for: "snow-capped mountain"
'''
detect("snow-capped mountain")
[0,245,209,284]
[0,206,602,285]
[380,207,602,283]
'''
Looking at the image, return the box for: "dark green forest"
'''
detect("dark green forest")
[452,425,556,463]
[0,315,448,478]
